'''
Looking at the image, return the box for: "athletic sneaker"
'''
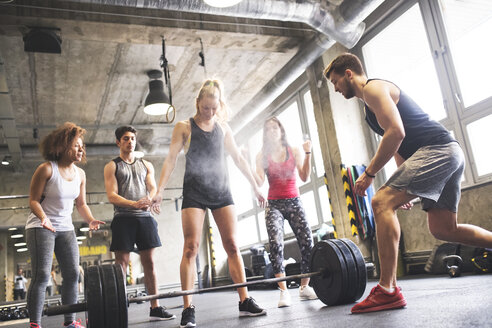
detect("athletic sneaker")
[299,285,318,300]
[351,285,407,314]
[180,305,196,328]
[149,306,176,321]
[239,297,267,317]
[278,289,292,307]
[30,323,41,328]
[63,319,85,327]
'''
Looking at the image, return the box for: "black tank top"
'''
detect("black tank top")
[183,118,231,204]
[364,79,455,159]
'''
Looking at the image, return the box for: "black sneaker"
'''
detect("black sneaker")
[180,305,196,328]
[149,306,176,321]
[238,297,267,317]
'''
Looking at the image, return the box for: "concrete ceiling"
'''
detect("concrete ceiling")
[0,0,383,166]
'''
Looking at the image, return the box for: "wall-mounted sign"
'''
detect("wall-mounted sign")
[79,245,108,256]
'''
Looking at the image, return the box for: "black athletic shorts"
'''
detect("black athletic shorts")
[181,195,234,211]
[110,213,162,252]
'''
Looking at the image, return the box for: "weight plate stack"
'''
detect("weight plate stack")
[85,266,105,328]
[100,265,121,328]
[339,238,367,301]
[309,240,348,306]
[113,264,128,328]
[330,239,358,304]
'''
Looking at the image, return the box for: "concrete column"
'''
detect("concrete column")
[305,45,374,258]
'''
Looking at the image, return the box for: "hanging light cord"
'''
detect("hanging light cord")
[160,37,172,106]
[199,38,207,77]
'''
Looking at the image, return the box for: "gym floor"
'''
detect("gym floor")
[3,273,491,328]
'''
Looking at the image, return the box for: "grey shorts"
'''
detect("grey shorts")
[384,142,464,212]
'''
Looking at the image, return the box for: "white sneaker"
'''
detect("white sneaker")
[299,285,318,300]
[278,289,292,308]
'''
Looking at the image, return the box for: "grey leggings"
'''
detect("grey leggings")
[266,197,313,274]
[26,228,80,324]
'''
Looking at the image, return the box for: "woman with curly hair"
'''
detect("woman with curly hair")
[26,122,104,328]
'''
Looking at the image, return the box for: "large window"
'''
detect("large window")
[440,0,492,108]
[359,0,492,183]
[362,3,446,122]
[230,86,334,248]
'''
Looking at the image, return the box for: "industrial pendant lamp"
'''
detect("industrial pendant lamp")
[143,37,176,123]
[143,70,170,116]
[204,0,243,8]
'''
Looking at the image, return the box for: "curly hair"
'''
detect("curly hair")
[39,122,86,162]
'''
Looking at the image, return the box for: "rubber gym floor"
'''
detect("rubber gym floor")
[3,273,491,328]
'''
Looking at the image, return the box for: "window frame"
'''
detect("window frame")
[233,83,331,250]
[354,0,492,186]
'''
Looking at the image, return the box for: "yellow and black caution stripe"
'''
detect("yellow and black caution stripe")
[127,260,133,285]
[324,173,337,239]
[341,165,358,236]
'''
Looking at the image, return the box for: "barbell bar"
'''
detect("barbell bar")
[45,239,372,328]
[45,271,323,316]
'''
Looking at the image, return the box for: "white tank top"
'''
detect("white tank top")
[26,161,81,231]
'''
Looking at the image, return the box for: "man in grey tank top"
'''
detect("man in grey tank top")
[104,126,175,321]
[324,53,492,314]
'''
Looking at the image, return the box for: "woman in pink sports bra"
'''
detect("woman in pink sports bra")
[254,117,318,308]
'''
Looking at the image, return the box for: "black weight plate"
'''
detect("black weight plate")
[339,238,367,301]
[113,264,128,328]
[325,240,349,304]
[330,239,358,304]
[100,265,121,328]
[85,266,105,328]
[309,240,348,306]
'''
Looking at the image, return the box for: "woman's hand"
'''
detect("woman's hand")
[302,139,312,153]
[41,217,56,232]
[89,219,106,231]
[150,192,163,214]
[254,188,268,208]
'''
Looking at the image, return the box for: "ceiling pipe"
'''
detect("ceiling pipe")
[231,33,335,133]
[59,0,383,49]
[228,0,384,132]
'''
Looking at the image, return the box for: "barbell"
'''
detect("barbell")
[45,238,372,328]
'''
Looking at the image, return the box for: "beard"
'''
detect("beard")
[342,82,355,99]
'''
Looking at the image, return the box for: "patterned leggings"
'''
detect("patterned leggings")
[265,197,313,274]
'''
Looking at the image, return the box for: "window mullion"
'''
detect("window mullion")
[420,0,475,184]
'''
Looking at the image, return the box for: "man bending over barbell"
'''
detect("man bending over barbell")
[324,53,492,314]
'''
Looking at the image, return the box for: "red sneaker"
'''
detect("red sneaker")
[351,284,407,314]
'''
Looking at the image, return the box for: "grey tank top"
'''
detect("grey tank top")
[113,157,149,217]
[183,118,231,205]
